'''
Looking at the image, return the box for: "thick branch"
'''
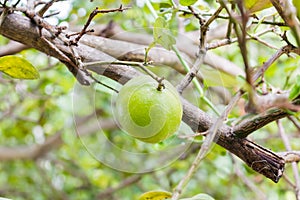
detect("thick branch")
[0,12,287,182]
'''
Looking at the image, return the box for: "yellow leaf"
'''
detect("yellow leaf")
[0,55,39,79]
[138,190,172,200]
[245,0,272,13]
[229,0,272,13]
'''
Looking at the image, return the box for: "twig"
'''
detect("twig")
[37,0,62,17]
[70,48,119,92]
[236,1,251,85]
[207,28,275,50]
[288,116,300,131]
[252,45,293,82]
[175,46,206,94]
[230,154,267,200]
[247,32,278,50]
[69,5,130,45]
[201,6,224,47]
[143,0,220,114]
[177,5,223,92]
[278,151,300,163]
[179,9,287,26]
[277,120,300,200]
[187,6,205,26]
[83,60,164,90]
[43,11,60,18]
[270,0,300,46]
[172,91,242,200]
[283,173,297,189]
[173,46,220,116]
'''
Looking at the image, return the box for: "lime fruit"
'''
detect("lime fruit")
[115,75,183,143]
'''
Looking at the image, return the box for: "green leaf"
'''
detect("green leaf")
[179,0,197,6]
[153,17,176,50]
[0,55,39,79]
[138,190,172,200]
[180,193,215,200]
[289,75,300,100]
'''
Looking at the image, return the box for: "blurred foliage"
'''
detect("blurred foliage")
[0,0,299,200]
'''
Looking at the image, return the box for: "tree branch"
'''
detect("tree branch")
[278,151,300,163]
[0,11,288,182]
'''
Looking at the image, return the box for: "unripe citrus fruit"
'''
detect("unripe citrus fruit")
[114,75,183,143]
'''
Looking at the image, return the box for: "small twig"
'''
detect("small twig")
[277,120,300,200]
[247,32,279,50]
[69,5,130,45]
[172,91,242,200]
[278,151,300,163]
[0,0,8,6]
[70,48,118,92]
[83,60,164,89]
[43,11,60,18]
[40,36,73,64]
[288,116,300,131]
[175,47,206,94]
[237,1,251,85]
[271,0,300,47]
[283,173,297,189]
[12,0,21,7]
[37,0,60,17]
[173,46,220,116]
[66,29,94,38]
[252,45,292,82]
[14,6,67,40]
[179,9,287,26]
[187,6,205,26]
[175,7,223,116]
[201,5,224,47]
[230,154,267,200]
[144,0,220,114]
[207,28,275,50]
[40,36,92,85]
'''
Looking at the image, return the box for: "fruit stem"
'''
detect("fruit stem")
[157,77,165,91]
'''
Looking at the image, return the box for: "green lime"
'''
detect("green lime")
[115,75,182,143]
